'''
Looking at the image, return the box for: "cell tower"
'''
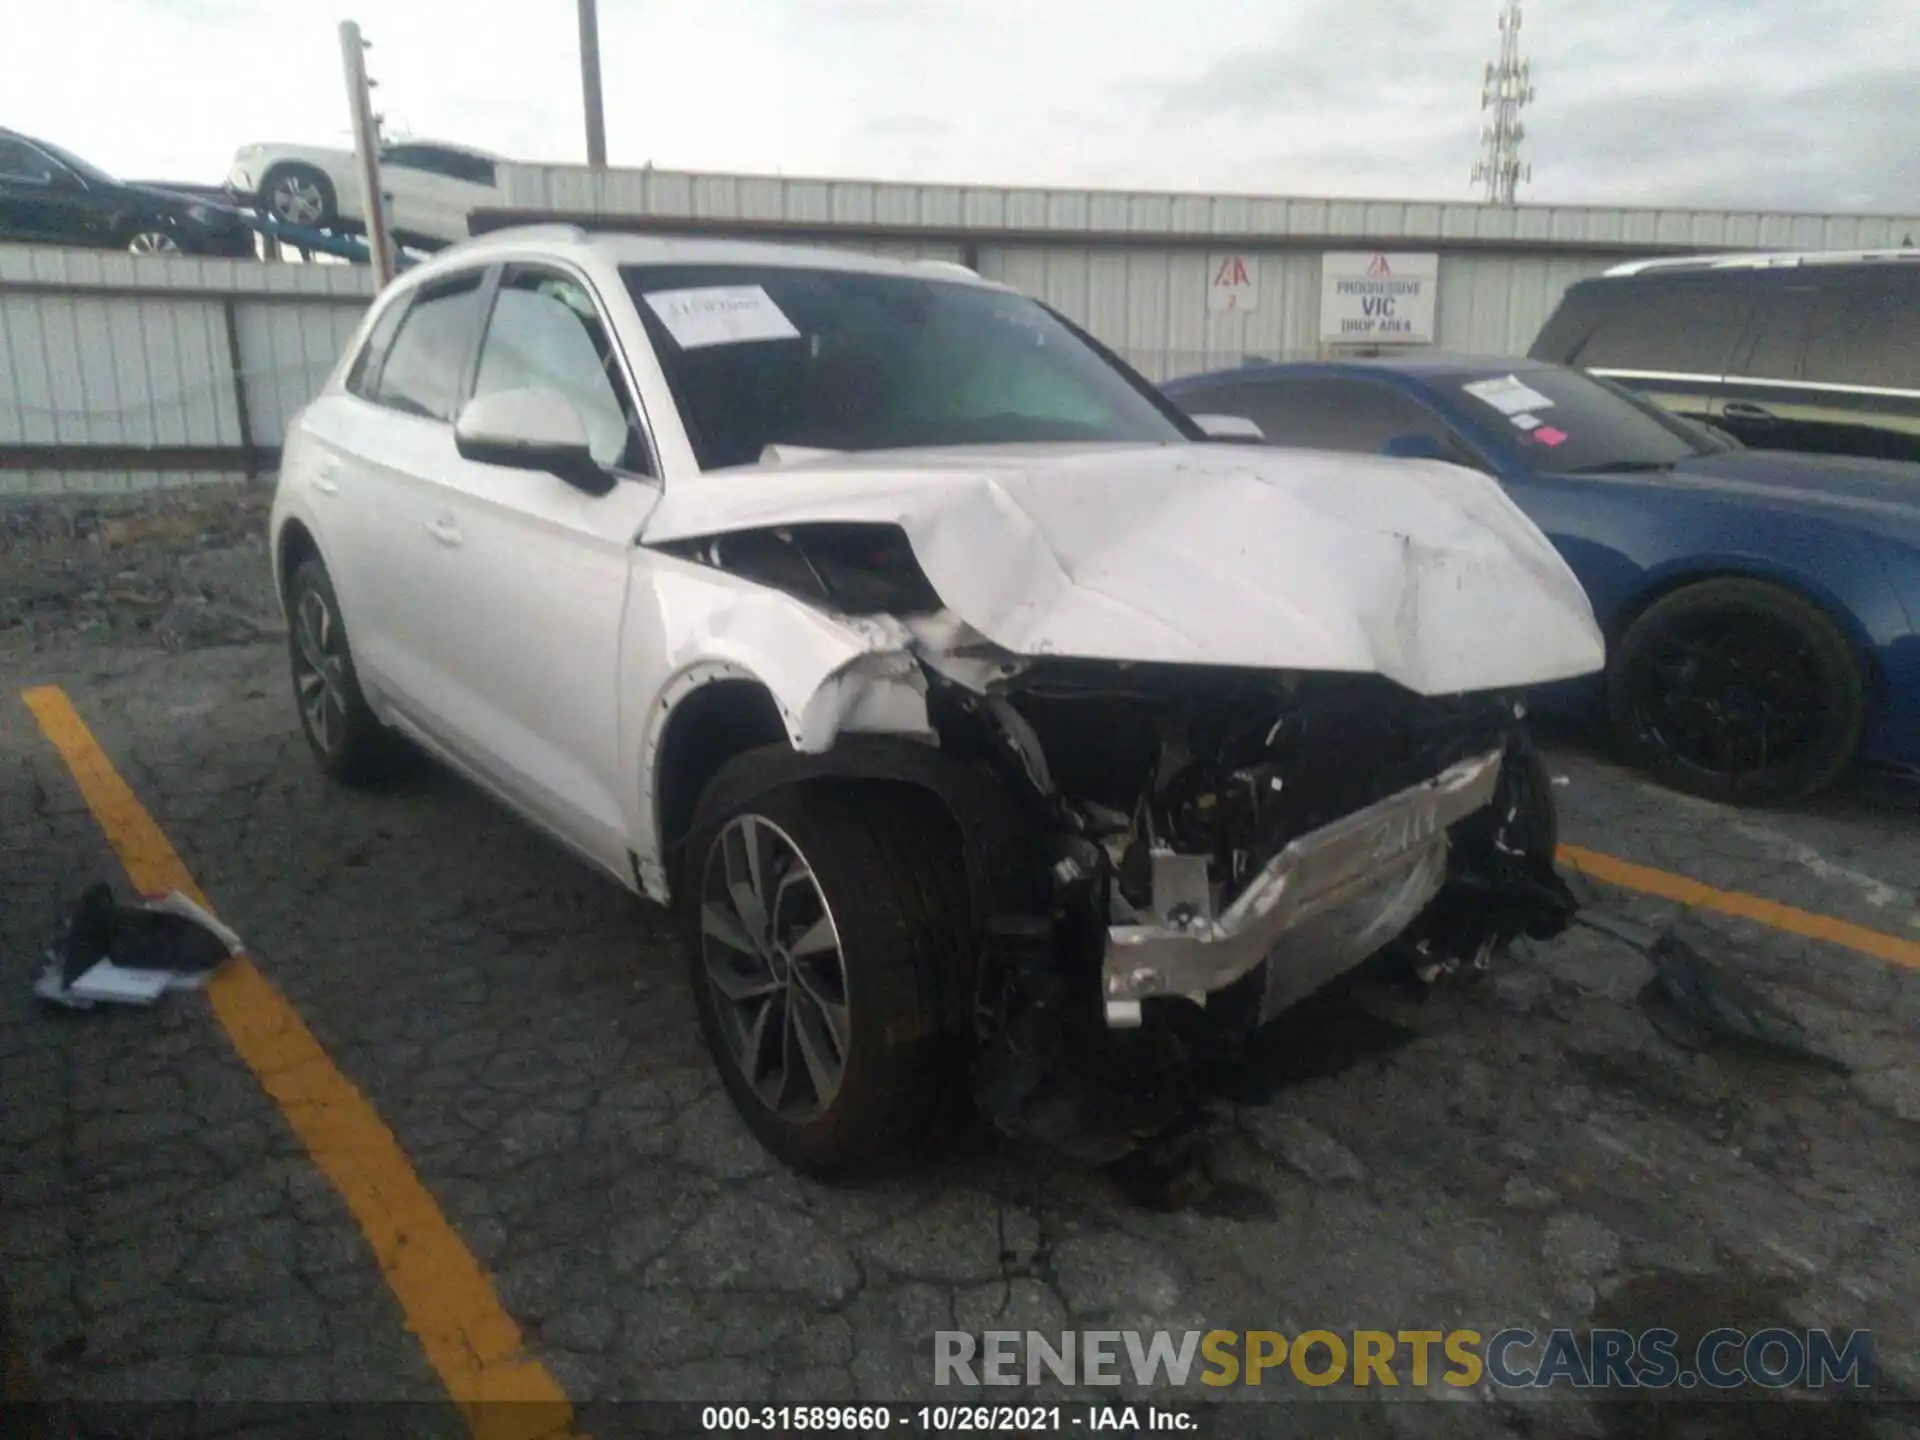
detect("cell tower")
[1471,0,1535,205]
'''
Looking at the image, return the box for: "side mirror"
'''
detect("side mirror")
[1191,413,1267,443]
[1380,432,1451,462]
[454,388,612,494]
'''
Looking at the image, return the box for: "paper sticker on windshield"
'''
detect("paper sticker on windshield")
[1462,375,1555,416]
[1510,412,1542,431]
[643,285,800,350]
[1531,425,1569,447]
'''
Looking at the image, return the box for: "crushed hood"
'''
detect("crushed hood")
[643,443,1607,696]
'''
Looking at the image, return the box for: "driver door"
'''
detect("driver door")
[412,262,660,876]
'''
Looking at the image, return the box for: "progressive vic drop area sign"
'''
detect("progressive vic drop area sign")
[1320,252,1440,344]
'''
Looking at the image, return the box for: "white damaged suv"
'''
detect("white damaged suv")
[270,226,1606,1175]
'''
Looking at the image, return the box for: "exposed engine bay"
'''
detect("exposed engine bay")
[658,519,1584,1160]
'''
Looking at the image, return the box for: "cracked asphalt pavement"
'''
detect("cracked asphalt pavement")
[2,633,1917,1440]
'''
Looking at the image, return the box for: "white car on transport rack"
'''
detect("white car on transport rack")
[268,225,1607,1176]
[226,139,503,247]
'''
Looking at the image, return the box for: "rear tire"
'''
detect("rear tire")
[1608,578,1863,804]
[684,779,974,1177]
[286,558,391,786]
[260,163,337,229]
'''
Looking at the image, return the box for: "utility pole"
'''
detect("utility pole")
[578,0,608,167]
[1471,0,1534,205]
[339,20,396,285]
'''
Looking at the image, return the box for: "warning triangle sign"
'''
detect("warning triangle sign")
[1366,254,1393,278]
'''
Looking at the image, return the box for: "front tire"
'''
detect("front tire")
[685,781,974,1177]
[1608,578,1864,804]
[286,558,390,786]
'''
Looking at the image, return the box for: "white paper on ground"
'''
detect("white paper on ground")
[1462,375,1556,416]
[66,960,173,1005]
[643,285,801,350]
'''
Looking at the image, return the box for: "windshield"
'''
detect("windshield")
[621,263,1192,469]
[33,138,117,186]
[1454,366,1727,473]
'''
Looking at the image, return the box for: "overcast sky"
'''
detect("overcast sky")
[9,0,1916,213]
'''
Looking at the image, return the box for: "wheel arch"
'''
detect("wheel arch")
[650,681,1045,929]
[1610,556,1885,696]
[275,517,322,611]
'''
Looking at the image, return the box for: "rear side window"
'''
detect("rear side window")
[1187,377,1446,453]
[371,271,489,422]
[1803,282,1920,390]
[1738,286,1817,380]
[1570,280,1753,375]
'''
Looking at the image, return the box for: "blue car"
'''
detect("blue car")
[1163,355,1920,805]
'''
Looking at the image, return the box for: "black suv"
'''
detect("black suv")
[1529,251,1919,465]
[0,127,255,258]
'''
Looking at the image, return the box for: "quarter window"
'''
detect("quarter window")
[371,271,489,422]
[1185,377,1452,454]
[471,266,648,472]
[0,137,58,184]
[1575,281,1753,375]
[344,293,412,400]
[1804,284,1920,390]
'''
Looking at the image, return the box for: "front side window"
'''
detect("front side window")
[371,271,488,422]
[472,266,648,472]
[621,263,1191,470]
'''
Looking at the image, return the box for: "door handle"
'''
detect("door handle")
[424,517,463,547]
[1721,401,1778,423]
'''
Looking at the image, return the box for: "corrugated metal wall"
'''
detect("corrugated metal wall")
[8,166,1915,494]
[974,245,1620,380]
[497,162,1920,252]
[0,246,373,496]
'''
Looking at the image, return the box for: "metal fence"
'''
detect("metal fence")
[0,246,375,497]
[0,235,1615,495]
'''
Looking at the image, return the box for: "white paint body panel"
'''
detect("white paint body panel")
[643,442,1606,697]
[271,230,1605,911]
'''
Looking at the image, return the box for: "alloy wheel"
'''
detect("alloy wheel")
[126,231,181,255]
[269,176,326,226]
[292,588,349,757]
[698,814,852,1122]
[1631,608,1825,784]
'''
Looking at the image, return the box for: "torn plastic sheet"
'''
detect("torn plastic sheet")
[34,884,242,1011]
[642,441,1606,698]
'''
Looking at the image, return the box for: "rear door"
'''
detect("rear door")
[1786,276,1920,463]
[406,261,660,873]
[1714,283,1819,450]
[326,267,494,720]
[0,137,96,245]
[1571,277,1754,432]
[380,144,497,246]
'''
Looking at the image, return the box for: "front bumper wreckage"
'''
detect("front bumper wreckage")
[1101,747,1506,1027]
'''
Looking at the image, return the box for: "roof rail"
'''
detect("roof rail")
[913,258,981,279]
[457,222,592,247]
[1603,247,1920,277]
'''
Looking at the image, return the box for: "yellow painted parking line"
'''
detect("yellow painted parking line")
[21,686,575,1440]
[1558,842,1920,973]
